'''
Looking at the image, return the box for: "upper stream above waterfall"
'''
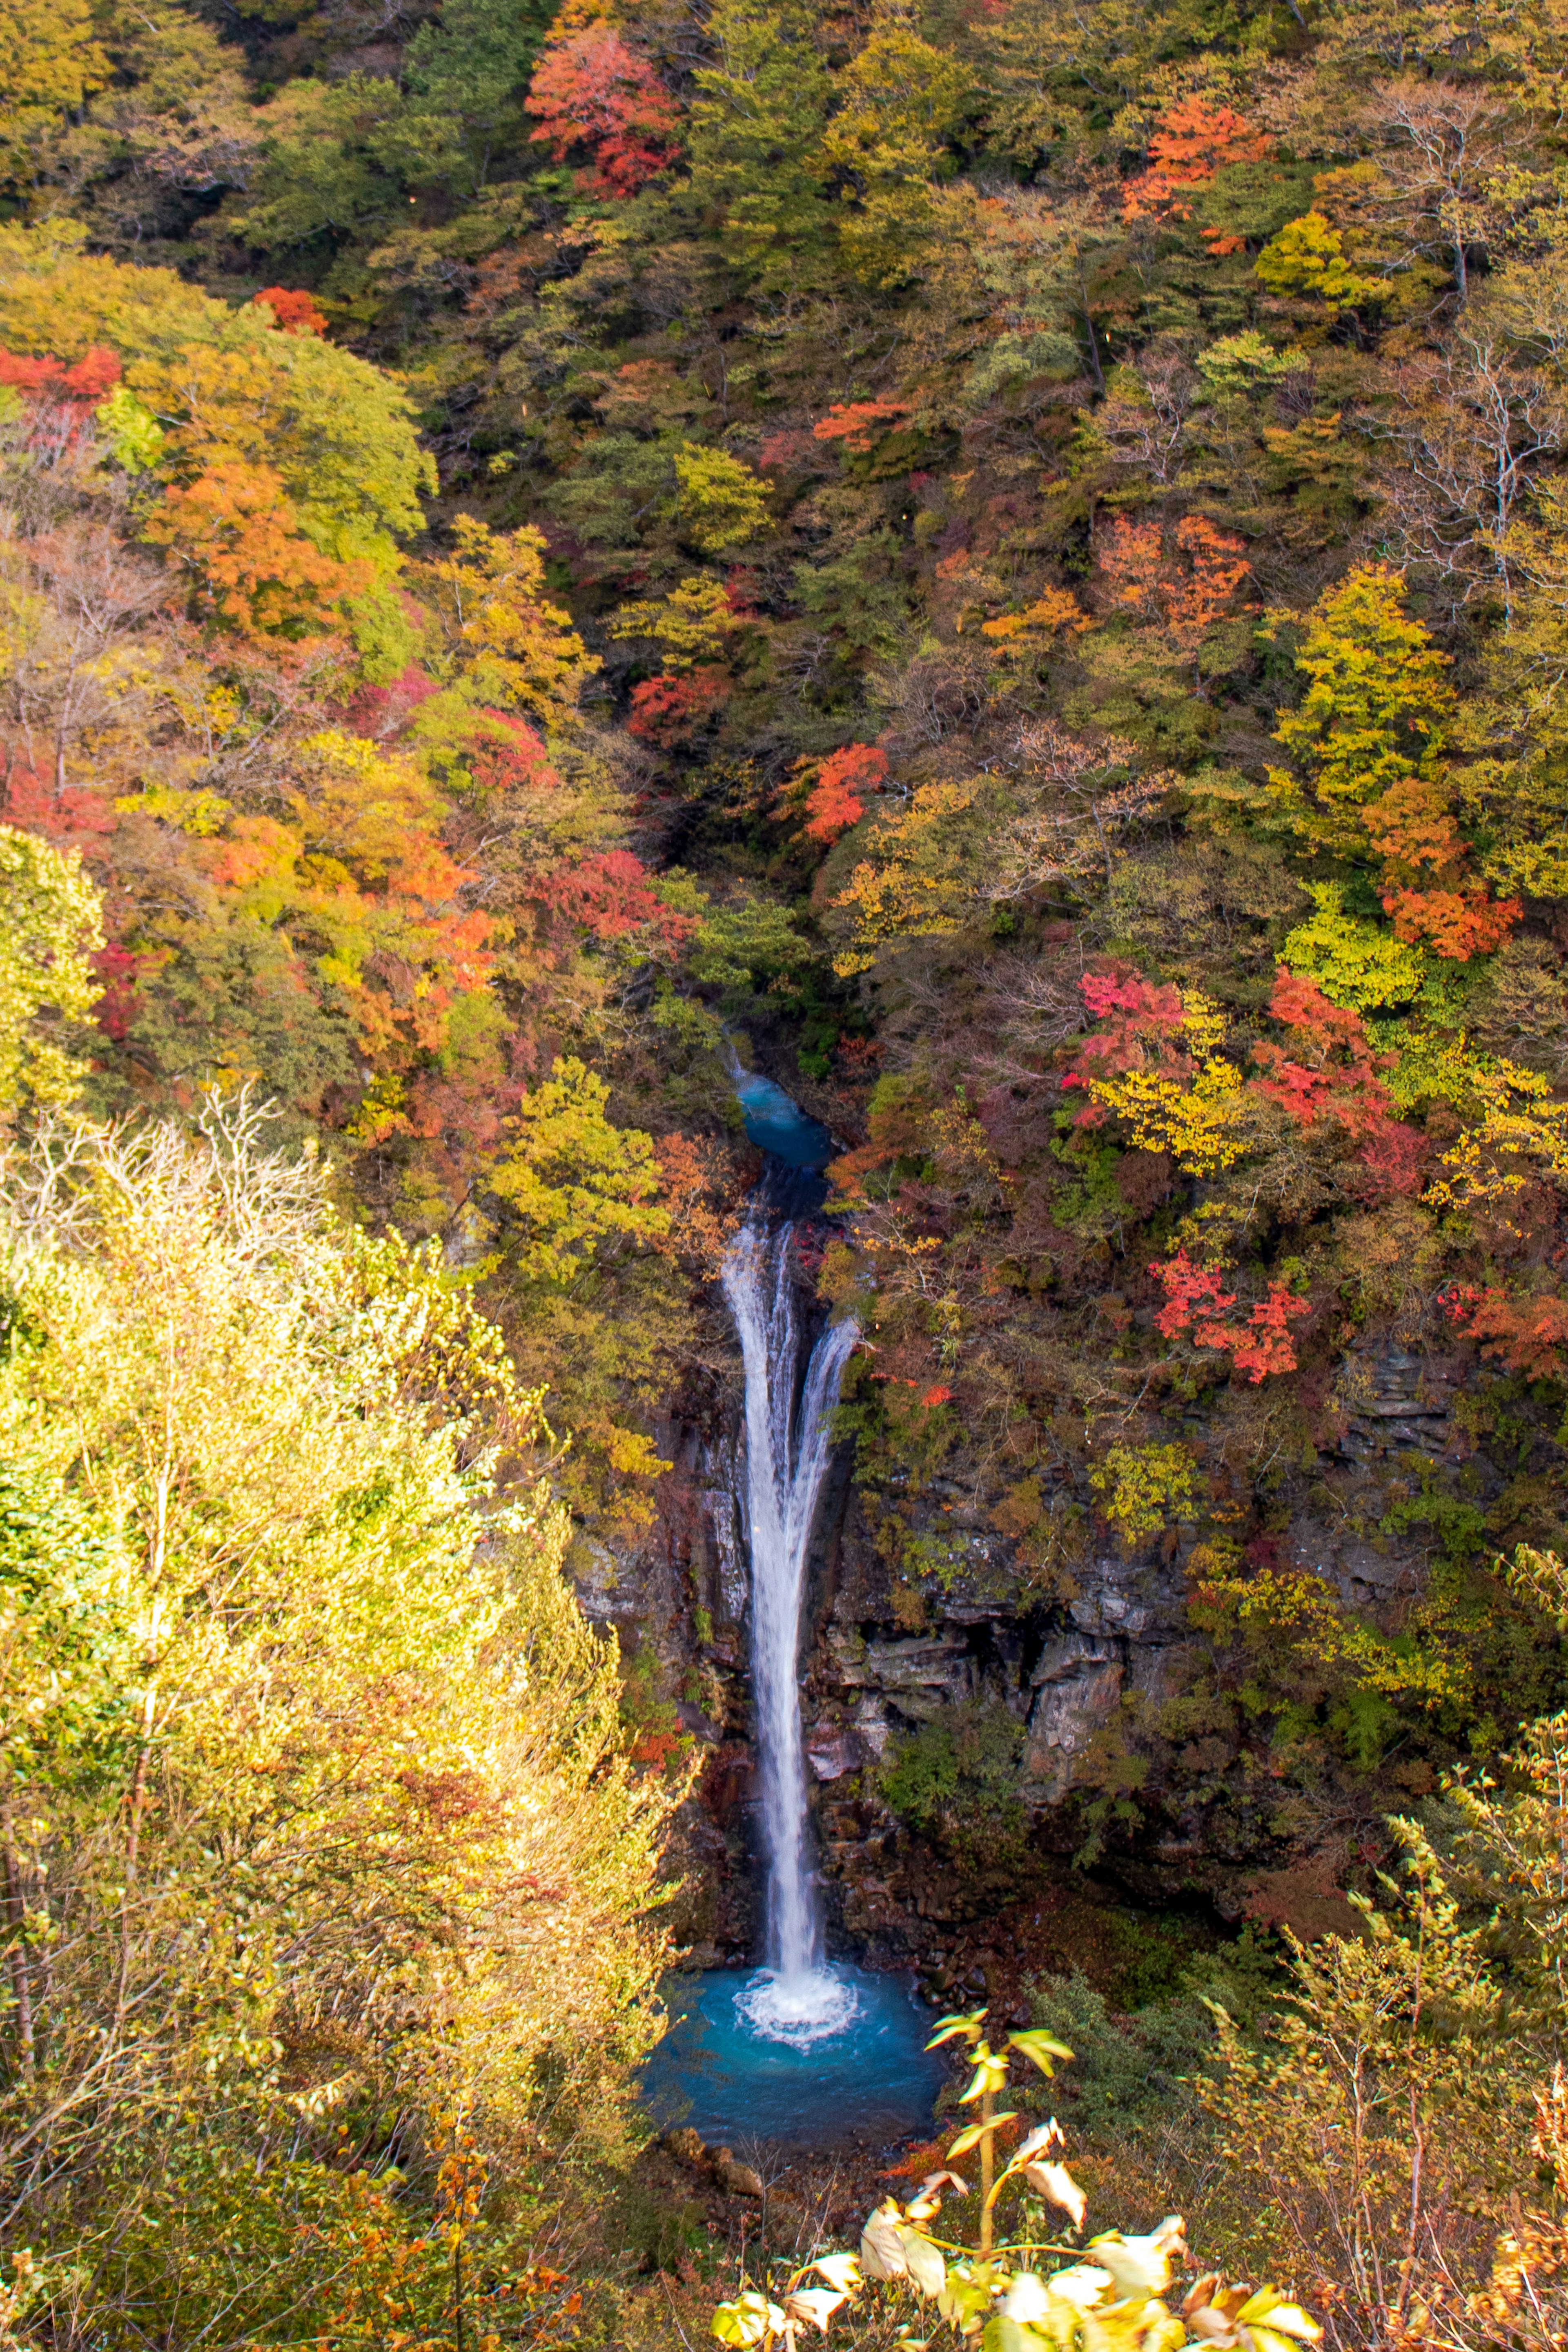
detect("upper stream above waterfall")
[733,1068,834,1168]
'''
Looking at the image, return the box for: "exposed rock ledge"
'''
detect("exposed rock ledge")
[573,1334,1474,1959]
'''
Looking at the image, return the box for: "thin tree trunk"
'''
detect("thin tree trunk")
[114,1688,156,2038]
[2,1806,36,2089]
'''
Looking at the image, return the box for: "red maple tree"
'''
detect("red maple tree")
[0,345,121,401]
[1064,971,1191,1110]
[1253,969,1425,1197]
[533,849,697,949]
[1380,884,1521,957]
[251,288,329,336]
[0,344,123,465]
[796,744,888,843]
[1150,1251,1312,1382]
[527,25,681,198]
[626,670,727,747]
[465,715,562,797]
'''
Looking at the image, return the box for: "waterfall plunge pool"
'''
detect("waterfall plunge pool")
[642,1965,945,2150]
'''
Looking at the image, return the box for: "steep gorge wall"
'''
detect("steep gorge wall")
[573,1318,1477,1964]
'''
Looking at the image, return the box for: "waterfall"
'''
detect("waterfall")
[722,1211,859,2047]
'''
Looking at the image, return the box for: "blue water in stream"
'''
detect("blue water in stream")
[734,1070,834,1168]
[642,1966,944,2149]
[641,1069,934,2150]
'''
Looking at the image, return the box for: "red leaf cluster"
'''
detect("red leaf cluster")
[465,714,561,796]
[1381,885,1522,958]
[92,941,158,1043]
[0,344,122,403]
[340,662,441,740]
[527,24,681,197]
[251,288,329,337]
[2,757,115,840]
[1151,1250,1312,1382]
[801,743,887,842]
[0,345,123,462]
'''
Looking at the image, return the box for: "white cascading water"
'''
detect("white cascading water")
[722,1215,860,2048]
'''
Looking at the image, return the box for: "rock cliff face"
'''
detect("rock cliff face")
[575,1329,1473,1964]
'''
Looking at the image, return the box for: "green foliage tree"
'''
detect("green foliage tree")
[684,0,837,285]
[1204,1825,1532,2348]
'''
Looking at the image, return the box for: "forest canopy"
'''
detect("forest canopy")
[9,0,1568,2333]
[2,0,1568,1816]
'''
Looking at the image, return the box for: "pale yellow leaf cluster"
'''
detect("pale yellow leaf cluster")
[0,1096,675,2211]
[0,821,102,1121]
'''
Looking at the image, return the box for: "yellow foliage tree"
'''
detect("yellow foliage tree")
[413,515,598,725]
[0,1097,675,2336]
[817,23,974,285]
[487,1055,668,1285]
[1267,563,1453,854]
[1086,1057,1249,1176]
[1254,211,1382,313]
[0,0,109,187]
[609,573,738,669]
[831,778,987,974]
[0,821,103,1120]
[1082,991,1250,1176]
[1279,883,1427,1011]
[1090,1441,1200,1541]
[129,328,434,580]
[672,443,774,553]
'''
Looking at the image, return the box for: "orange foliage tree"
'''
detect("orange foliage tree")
[783,743,889,843]
[1121,97,1274,250]
[1441,1286,1568,1377]
[141,457,372,645]
[250,287,329,336]
[812,401,913,452]
[1098,513,1252,658]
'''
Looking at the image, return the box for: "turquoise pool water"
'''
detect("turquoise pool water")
[642,1965,945,2149]
[734,1070,834,1169]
